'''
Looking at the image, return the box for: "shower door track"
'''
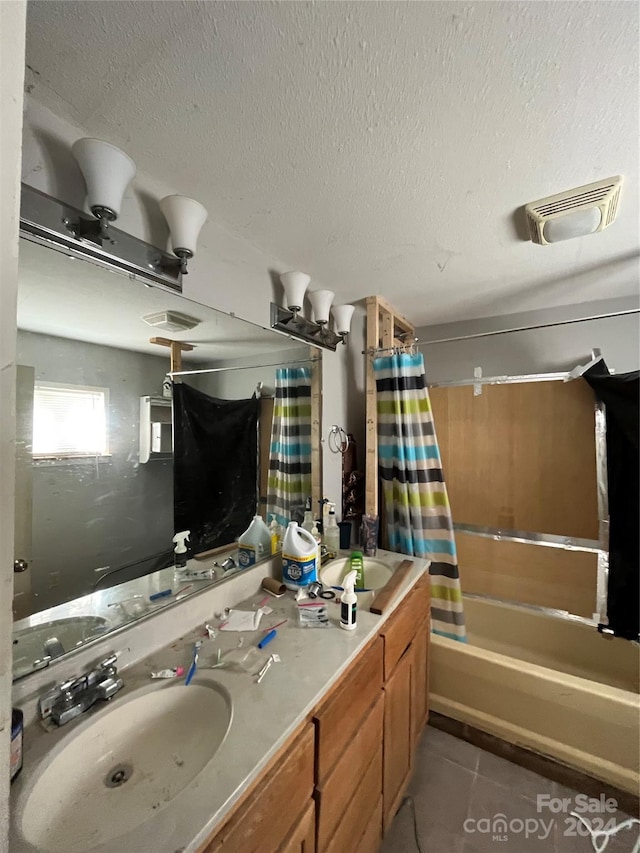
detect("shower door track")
[427,370,610,630]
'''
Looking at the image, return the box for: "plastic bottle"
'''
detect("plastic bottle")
[281,522,319,590]
[173,530,190,569]
[324,504,340,553]
[340,570,358,631]
[301,497,315,533]
[238,515,272,568]
[268,515,282,554]
[311,522,322,566]
[350,550,365,589]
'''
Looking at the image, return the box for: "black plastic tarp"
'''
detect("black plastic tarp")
[172,383,259,554]
[584,364,639,642]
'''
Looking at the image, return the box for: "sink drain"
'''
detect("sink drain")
[104,762,133,788]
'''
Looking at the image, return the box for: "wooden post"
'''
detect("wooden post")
[310,346,322,511]
[364,297,415,519]
[148,337,194,376]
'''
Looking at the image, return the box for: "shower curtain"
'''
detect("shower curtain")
[266,367,312,527]
[374,352,466,642]
[173,382,259,554]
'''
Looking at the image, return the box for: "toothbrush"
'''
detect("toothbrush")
[184,640,202,686]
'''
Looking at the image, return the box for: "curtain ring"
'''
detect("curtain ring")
[328,425,350,454]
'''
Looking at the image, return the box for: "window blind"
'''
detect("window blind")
[33,383,108,457]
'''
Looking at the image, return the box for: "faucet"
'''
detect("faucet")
[38,653,123,727]
[320,545,336,566]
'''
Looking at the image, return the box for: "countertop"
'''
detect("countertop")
[10,551,428,853]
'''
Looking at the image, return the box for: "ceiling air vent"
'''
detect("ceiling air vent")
[141,311,200,332]
[525,176,623,245]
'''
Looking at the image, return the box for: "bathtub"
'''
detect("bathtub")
[430,596,640,794]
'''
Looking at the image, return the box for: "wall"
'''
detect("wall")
[17,331,173,610]
[415,297,640,384]
[1,2,27,846]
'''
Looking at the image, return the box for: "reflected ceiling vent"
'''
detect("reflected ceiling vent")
[141,311,200,332]
[525,176,623,245]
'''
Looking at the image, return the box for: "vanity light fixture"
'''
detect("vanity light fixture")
[159,195,208,276]
[70,138,136,243]
[270,271,354,351]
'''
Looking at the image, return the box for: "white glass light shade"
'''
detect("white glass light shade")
[543,208,602,243]
[71,138,136,219]
[331,304,355,335]
[160,195,208,257]
[280,271,311,311]
[309,290,334,324]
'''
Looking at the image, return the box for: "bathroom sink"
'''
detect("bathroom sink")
[19,677,232,852]
[13,616,110,678]
[320,557,394,591]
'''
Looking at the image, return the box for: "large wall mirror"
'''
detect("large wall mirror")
[13,232,321,679]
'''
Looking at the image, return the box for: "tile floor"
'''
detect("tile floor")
[381,725,640,853]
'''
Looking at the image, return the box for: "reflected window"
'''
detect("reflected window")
[32,382,109,458]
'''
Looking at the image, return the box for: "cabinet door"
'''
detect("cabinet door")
[383,649,413,833]
[411,619,430,746]
[202,725,315,853]
[280,800,315,853]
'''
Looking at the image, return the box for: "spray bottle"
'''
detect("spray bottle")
[340,570,358,631]
[173,531,190,569]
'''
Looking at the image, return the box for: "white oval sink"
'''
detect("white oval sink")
[320,557,393,591]
[20,678,232,852]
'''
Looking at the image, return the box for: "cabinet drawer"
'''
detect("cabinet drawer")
[203,724,315,853]
[354,797,382,853]
[325,746,383,853]
[314,637,383,787]
[316,694,384,849]
[280,800,315,853]
[380,589,424,679]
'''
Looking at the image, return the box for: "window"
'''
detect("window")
[32,382,109,458]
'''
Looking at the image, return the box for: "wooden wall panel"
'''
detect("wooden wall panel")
[456,532,597,618]
[429,381,599,540]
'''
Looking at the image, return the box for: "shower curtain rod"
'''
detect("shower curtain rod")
[363,307,639,354]
[169,355,321,378]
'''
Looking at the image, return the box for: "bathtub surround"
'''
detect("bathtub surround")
[374,351,465,642]
[430,596,640,794]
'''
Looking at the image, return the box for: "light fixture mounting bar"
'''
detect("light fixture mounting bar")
[270,302,344,351]
[19,184,183,293]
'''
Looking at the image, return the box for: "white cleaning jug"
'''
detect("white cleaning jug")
[238,515,272,568]
[281,522,319,590]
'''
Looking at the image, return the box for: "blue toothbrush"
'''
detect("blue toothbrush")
[184,640,202,686]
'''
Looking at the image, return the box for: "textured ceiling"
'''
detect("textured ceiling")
[24,0,639,325]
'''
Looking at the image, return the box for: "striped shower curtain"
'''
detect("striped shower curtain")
[267,367,312,527]
[374,352,466,642]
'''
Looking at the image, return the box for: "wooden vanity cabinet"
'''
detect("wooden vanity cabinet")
[200,574,430,853]
[313,638,384,853]
[379,577,431,833]
[200,723,315,853]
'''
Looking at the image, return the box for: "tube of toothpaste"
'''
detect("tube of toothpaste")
[150,667,185,679]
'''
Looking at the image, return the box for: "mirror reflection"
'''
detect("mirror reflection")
[14,237,320,678]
